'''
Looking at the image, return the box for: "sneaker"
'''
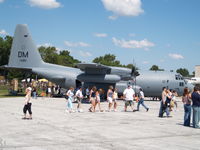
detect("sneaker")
[146,108,149,112]
[114,109,117,112]
[65,109,69,113]
[78,109,83,113]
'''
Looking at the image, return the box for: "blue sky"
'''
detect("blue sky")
[0,0,199,73]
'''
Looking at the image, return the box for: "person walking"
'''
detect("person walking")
[89,86,97,112]
[191,86,200,128]
[159,87,170,117]
[75,87,84,112]
[123,85,135,112]
[172,90,178,111]
[32,87,37,99]
[107,86,114,112]
[94,89,103,112]
[22,87,32,119]
[66,87,74,113]
[182,87,192,127]
[137,88,149,112]
[113,88,118,112]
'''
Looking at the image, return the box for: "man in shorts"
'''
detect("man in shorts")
[75,87,84,112]
[123,85,135,112]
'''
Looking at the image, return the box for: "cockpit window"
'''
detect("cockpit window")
[175,74,183,80]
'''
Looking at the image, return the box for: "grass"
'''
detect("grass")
[0,85,25,98]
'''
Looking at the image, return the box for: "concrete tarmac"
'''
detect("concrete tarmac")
[0,97,200,150]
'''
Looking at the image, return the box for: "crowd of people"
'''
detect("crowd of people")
[64,85,149,113]
[158,86,200,128]
[22,84,200,129]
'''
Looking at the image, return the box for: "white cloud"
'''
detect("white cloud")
[168,53,184,60]
[79,50,92,57]
[102,0,144,19]
[94,33,108,38]
[64,41,90,47]
[27,0,61,9]
[142,61,149,64]
[0,0,4,3]
[0,29,8,35]
[129,33,136,37]
[112,37,155,50]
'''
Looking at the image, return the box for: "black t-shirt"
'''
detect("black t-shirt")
[192,92,200,107]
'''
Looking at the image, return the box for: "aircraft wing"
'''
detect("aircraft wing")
[0,65,32,71]
[76,63,111,74]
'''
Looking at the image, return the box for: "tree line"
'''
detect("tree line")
[0,35,194,80]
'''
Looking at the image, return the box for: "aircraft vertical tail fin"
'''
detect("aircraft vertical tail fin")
[8,24,43,69]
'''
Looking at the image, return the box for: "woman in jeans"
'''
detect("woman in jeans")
[182,87,192,126]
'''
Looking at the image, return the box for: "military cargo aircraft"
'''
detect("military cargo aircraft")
[1,24,194,97]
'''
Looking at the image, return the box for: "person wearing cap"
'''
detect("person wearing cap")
[22,87,32,119]
[123,85,135,112]
[75,87,84,112]
[137,88,149,112]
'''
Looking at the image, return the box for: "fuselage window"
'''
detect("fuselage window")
[179,82,184,87]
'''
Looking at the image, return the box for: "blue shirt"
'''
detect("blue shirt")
[191,92,200,107]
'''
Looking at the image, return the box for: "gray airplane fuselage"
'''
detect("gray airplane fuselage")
[31,62,192,97]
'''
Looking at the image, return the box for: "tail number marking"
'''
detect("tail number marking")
[18,51,28,62]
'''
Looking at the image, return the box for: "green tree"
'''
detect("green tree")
[93,54,120,66]
[38,46,80,67]
[92,54,137,69]
[192,71,195,77]
[126,64,134,69]
[150,65,164,71]
[176,68,189,77]
[0,36,13,66]
[0,36,25,79]
[38,46,59,64]
[58,50,80,67]
[150,65,159,71]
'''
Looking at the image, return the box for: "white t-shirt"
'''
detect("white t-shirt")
[67,90,74,97]
[123,88,135,101]
[48,87,51,93]
[25,88,32,103]
[76,90,83,98]
[139,91,144,99]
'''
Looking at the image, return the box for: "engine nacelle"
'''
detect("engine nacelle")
[77,74,121,83]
